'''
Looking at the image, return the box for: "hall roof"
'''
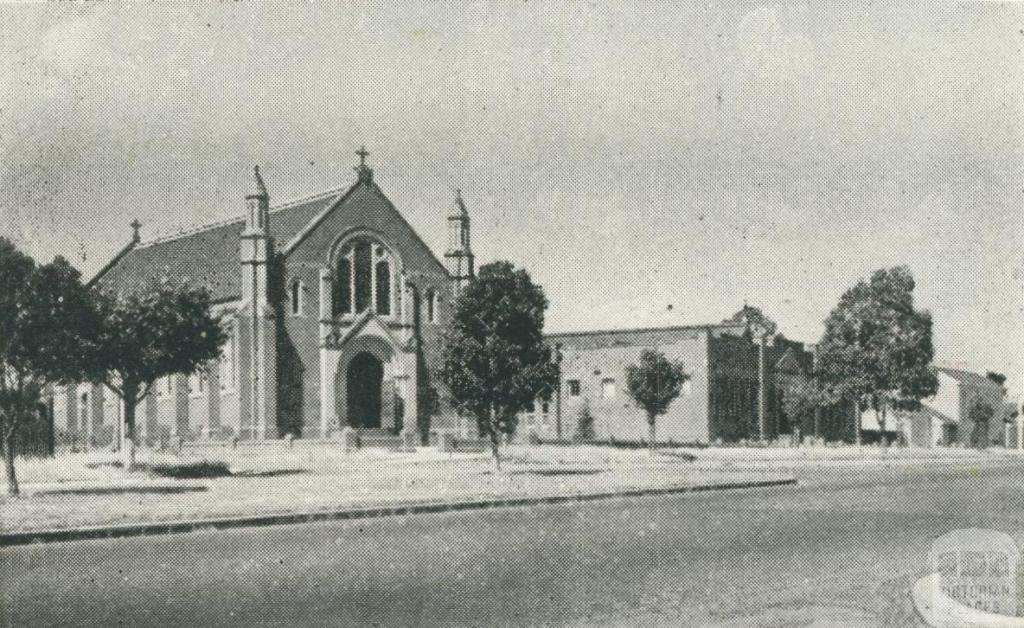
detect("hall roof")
[547,323,746,351]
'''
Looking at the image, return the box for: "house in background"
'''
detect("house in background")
[866,367,1013,448]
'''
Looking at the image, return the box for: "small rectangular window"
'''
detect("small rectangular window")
[426,289,436,323]
[601,378,616,399]
[290,280,302,316]
[567,380,581,397]
[682,380,692,396]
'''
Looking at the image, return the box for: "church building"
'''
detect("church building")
[51,149,474,447]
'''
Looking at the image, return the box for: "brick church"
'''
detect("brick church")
[51,149,474,446]
[47,148,829,451]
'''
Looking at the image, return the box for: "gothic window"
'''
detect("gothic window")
[290,280,303,316]
[335,258,352,315]
[334,236,397,317]
[426,288,436,323]
[353,240,372,313]
[375,259,391,315]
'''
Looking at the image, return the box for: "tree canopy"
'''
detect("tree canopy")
[90,278,227,468]
[816,266,938,435]
[0,238,100,495]
[625,349,689,449]
[440,261,558,466]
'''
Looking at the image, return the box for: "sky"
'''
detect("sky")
[1,2,1022,395]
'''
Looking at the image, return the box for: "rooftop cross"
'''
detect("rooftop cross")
[356,145,370,167]
[130,219,142,243]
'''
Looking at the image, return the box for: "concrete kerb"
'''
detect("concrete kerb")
[0,477,796,548]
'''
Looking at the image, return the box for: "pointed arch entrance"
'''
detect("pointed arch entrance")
[347,352,384,428]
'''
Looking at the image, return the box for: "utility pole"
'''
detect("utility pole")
[554,343,563,440]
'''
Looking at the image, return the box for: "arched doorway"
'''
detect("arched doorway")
[347,352,383,428]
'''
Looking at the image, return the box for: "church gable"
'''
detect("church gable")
[283,180,449,278]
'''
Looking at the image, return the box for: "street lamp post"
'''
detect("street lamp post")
[750,321,772,442]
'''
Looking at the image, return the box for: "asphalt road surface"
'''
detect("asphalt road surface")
[4,460,1024,627]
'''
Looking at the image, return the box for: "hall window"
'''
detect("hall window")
[334,237,395,317]
[567,379,581,397]
[290,280,303,316]
[426,288,436,323]
[601,378,616,399]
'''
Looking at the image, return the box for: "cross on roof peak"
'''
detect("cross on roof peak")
[356,145,370,166]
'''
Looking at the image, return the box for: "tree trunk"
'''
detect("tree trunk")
[490,430,501,472]
[2,431,19,497]
[121,384,139,471]
[854,399,862,445]
[648,416,657,455]
[488,406,501,472]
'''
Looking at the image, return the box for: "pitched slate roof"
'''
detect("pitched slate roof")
[91,187,344,302]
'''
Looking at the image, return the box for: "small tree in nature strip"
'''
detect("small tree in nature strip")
[91,279,227,470]
[440,261,558,471]
[625,349,689,453]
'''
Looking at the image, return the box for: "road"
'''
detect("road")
[3,460,1024,627]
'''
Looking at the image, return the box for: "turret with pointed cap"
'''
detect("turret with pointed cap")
[240,164,273,309]
[445,188,474,293]
[239,164,276,439]
[244,165,270,234]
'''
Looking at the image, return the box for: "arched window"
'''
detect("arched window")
[353,240,372,313]
[334,258,352,315]
[426,288,436,323]
[375,259,391,315]
[334,236,397,317]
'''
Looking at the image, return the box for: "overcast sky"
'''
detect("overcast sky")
[1,2,1022,394]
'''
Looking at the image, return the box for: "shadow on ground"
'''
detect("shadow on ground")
[85,461,306,480]
[497,468,608,477]
[32,485,208,497]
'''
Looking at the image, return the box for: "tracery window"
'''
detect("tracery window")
[334,237,394,317]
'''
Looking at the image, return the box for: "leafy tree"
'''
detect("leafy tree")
[727,304,777,341]
[816,267,939,442]
[779,370,819,439]
[967,400,994,449]
[440,261,558,469]
[0,239,100,496]
[624,349,689,451]
[986,371,1008,387]
[90,279,227,469]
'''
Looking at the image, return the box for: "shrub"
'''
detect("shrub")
[573,402,596,443]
